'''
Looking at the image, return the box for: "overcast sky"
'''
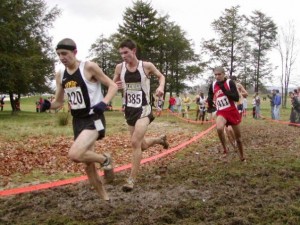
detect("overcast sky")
[45,0,300,86]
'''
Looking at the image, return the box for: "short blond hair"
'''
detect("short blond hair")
[213,66,225,74]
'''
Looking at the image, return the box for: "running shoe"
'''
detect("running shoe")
[101,153,115,184]
[160,135,169,149]
[122,177,135,192]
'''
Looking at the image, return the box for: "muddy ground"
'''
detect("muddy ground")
[0,119,300,225]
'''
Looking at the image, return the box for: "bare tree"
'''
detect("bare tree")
[277,21,298,108]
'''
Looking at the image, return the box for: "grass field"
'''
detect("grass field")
[0,93,299,225]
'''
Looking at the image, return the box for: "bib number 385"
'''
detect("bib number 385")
[127,90,142,108]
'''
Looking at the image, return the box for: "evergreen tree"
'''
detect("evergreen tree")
[0,0,60,111]
[201,6,247,77]
[246,10,277,92]
[90,0,202,96]
[118,0,160,61]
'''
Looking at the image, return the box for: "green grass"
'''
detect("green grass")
[0,93,293,140]
[0,93,299,225]
[10,170,80,186]
[1,93,125,112]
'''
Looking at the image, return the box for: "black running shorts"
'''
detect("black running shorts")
[72,113,106,140]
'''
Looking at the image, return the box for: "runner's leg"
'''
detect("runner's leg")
[68,130,112,199]
[216,115,228,154]
[85,162,109,201]
[128,117,149,180]
[231,125,245,161]
[68,130,107,164]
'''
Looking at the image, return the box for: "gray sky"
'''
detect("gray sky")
[45,0,300,86]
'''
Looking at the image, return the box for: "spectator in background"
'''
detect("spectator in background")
[289,89,300,126]
[242,97,248,117]
[15,97,20,111]
[267,89,276,119]
[206,100,216,121]
[182,92,192,118]
[168,94,176,113]
[39,97,44,113]
[35,99,40,112]
[156,96,164,117]
[198,91,207,123]
[0,95,5,111]
[175,93,182,114]
[252,95,256,118]
[194,92,200,120]
[274,89,281,120]
[254,92,261,119]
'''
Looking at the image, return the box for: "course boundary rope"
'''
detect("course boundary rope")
[0,123,216,197]
[260,114,300,126]
[165,109,215,125]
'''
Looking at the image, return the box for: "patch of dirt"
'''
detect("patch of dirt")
[1,119,300,225]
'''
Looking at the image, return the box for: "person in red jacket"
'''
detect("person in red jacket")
[207,67,245,161]
[169,94,176,112]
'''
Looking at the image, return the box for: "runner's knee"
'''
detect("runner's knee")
[216,126,225,133]
[68,148,81,163]
[131,137,142,149]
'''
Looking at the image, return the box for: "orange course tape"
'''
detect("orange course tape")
[0,124,216,197]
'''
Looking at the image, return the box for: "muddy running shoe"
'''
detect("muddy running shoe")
[122,177,135,192]
[160,135,169,149]
[101,153,115,184]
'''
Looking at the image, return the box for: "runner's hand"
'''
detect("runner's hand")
[115,81,123,90]
[40,99,51,112]
[155,87,164,97]
[91,101,107,114]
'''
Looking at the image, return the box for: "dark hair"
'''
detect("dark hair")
[118,39,137,50]
[56,38,77,51]
[231,75,237,81]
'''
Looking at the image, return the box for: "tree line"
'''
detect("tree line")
[0,0,297,112]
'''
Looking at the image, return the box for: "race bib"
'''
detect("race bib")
[65,87,86,110]
[216,95,230,110]
[94,119,104,131]
[126,90,142,108]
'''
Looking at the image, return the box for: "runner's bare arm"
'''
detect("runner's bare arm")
[112,64,123,90]
[237,83,248,98]
[50,71,65,109]
[144,62,165,97]
[87,61,118,104]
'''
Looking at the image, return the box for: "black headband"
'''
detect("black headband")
[56,44,76,51]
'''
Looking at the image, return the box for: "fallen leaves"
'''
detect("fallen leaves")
[0,132,191,179]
